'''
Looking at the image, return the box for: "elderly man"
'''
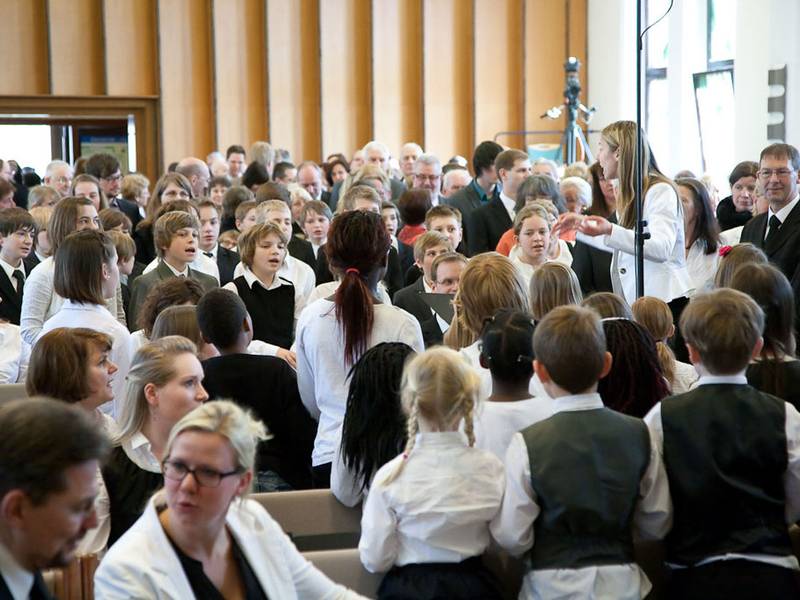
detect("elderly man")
[176,157,211,198]
[329,141,407,207]
[42,160,73,198]
[0,398,110,599]
[412,154,446,206]
[441,167,471,199]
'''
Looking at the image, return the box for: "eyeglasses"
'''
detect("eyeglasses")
[102,174,122,182]
[55,176,72,185]
[162,459,242,487]
[758,168,796,180]
[413,174,441,183]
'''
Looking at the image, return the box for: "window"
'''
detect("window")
[645,0,671,165]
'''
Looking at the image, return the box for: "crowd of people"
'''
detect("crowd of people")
[0,125,799,599]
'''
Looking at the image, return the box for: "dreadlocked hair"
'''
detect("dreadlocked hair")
[340,343,416,494]
[325,210,392,366]
[597,318,670,418]
[631,296,677,391]
[379,347,480,485]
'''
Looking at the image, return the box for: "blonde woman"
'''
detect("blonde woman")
[96,401,366,599]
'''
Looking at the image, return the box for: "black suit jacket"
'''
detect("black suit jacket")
[216,245,240,286]
[445,183,497,257]
[288,236,317,270]
[571,214,617,295]
[0,268,23,325]
[466,197,512,256]
[392,277,430,325]
[0,570,53,600]
[23,253,41,274]
[110,197,142,231]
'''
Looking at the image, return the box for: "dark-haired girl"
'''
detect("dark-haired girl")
[331,342,415,506]
[677,177,720,293]
[296,210,424,487]
[474,309,552,459]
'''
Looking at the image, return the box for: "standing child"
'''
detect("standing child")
[0,208,35,324]
[105,229,137,323]
[492,305,671,600]
[645,289,800,599]
[301,199,333,259]
[359,346,505,600]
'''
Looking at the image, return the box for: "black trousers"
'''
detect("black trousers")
[667,295,690,363]
[667,559,800,600]
[377,557,503,600]
[311,462,331,489]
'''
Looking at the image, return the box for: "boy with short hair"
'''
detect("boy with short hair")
[197,288,315,491]
[301,200,332,259]
[128,211,217,327]
[425,204,463,252]
[256,199,316,269]
[235,199,258,233]
[197,199,238,285]
[0,207,35,324]
[105,229,137,320]
[645,288,800,599]
[492,304,671,599]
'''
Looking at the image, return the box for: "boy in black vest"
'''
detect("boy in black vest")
[645,288,800,599]
[491,305,671,599]
[196,288,315,491]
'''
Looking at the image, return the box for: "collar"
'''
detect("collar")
[34,250,47,263]
[162,260,190,277]
[769,194,800,224]
[61,299,111,314]
[242,266,290,291]
[124,432,161,473]
[470,178,489,203]
[422,277,432,293]
[202,245,218,260]
[499,192,516,220]
[413,431,466,448]
[697,372,748,386]
[0,257,23,283]
[552,392,604,413]
[0,542,34,600]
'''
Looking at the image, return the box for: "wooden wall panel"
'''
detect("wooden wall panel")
[104,0,158,96]
[320,0,372,159]
[524,0,568,148]
[0,1,49,94]
[48,0,105,95]
[423,0,474,162]
[267,0,321,163]
[158,0,214,164]
[371,0,423,156]
[474,0,524,150]
[568,0,588,100]
[212,0,268,153]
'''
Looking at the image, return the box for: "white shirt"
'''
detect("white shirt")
[130,329,149,353]
[0,540,33,600]
[685,239,719,295]
[331,426,367,508]
[77,412,117,557]
[474,397,553,460]
[459,340,550,402]
[296,299,424,466]
[0,257,24,292]
[766,194,800,240]
[304,280,391,309]
[234,255,315,300]
[671,360,698,394]
[644,372,800,571]
[359,431,505,573]
[0,323,27,384]
[41,300,133,419]
[491,393,672,600]
[500,192,516,222]
[122,431,161,473]
[311,241,323,258]
[143,252,220,283]
[223,266,307,355]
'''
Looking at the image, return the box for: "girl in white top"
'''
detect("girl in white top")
[509,204,570,288]
[632,296,698,394]
[296,210,424,486]
[359,347,505,600]
[558,120,691,306]
[474,310,552,460]
[331,342,416,507]
[676,177,721,294]
[41,229,132,419]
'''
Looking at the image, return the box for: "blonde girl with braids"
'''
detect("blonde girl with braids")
[557,120,691,310]
[359,347,505,600]
[632,296,698,393]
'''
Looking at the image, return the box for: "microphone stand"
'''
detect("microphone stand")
[635,0,647,298]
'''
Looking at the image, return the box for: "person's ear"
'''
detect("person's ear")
[752,336,765,360]
[101,261,111,280]
[0,490,25,528]
[143,382,159,409]
[598,351,613,379]
[668,323,675,339]
[479,353,489,370]
[242,316,252,334]
[686,342,702,366]
[533,359,550,384]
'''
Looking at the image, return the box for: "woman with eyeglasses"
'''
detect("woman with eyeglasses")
[102,335,208,547]
[96,400,367,599]
[134,172,194,264]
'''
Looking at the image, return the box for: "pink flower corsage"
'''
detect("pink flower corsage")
[718,245,733,258]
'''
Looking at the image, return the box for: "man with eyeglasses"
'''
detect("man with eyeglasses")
[412,154,445,207]
[85,153,142,229]
[741,143,800,327]
[42,160,73,198]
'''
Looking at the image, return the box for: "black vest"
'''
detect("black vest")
[661,384,791,566]
[233,275,295,349]
[522,407,650,570]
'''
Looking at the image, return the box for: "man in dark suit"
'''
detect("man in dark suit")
[467,148,531,255]
[0,398,110,600]
[445,141,503,255]
[84,153,141,230]
[197,200,239,285]
[740,143,800,303]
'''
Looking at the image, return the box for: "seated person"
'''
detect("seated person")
[492,305,670,599]
[197,288,315,490]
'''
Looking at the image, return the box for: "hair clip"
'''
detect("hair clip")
[516,354,534,363]
[718,245,733,258]
[600,316,630,322]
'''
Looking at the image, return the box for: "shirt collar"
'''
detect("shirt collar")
[552,392,604,413]
[162,260,189,277]
[697,372,748,386]
[0,540,34,600]
[62,299,110,313]
[470,178,488,203]
[125,432,161,472]
[422,278,432,293]
[414,431,466,447]
[499,192,516,220]
[242,266,289,291]
[0,256,24,282]
[769,194,800,224]
[202,245,218,260]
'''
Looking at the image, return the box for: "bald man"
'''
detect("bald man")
[176,157,211,198]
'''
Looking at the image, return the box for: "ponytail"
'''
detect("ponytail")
[655,341,677,391]
[335,269,376,367]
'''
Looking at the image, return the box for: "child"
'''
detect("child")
[218,228,239,251]
[223,222,301,365]
[359,346,505,600]
[632,295,698,394]
[234,199,258,233]
[128,211,217,328]
[105,229,137,322]
[196,199,238,285]
[425,205,463,253]
[645,289,800,599]
[0,208,35,324]
[301,199,332,259]
[197,288,316,491]
[396,189,430,247]
[510,204,557,286]
[208,175,231,208]
[26,205,53,271]
[492,305,670,600]
[529,262,583,322]
[475,309,552,460]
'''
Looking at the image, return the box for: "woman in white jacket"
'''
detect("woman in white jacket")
[95,400,365,600]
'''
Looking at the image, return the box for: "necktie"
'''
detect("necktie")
[765,214,782,246]
[203,251,214,258]
[12,269,24,297]
[29,571,51,600]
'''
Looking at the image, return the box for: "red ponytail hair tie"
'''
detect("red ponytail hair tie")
[345,267,360,275]
[718,245,733,258]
